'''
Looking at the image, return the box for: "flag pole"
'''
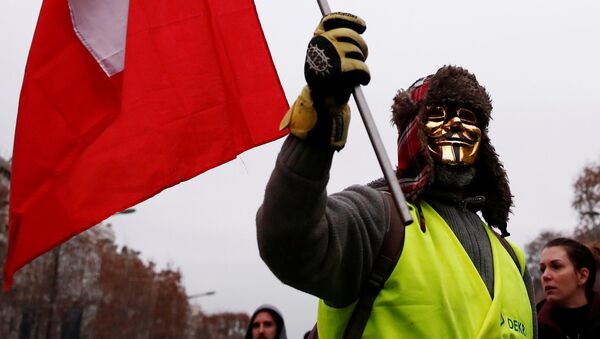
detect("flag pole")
[316,0,413,225]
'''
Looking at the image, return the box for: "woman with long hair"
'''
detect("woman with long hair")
[537,237,600,338]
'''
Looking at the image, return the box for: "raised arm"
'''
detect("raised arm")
[256,13,389,307]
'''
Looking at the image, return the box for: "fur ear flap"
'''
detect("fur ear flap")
[391,90,419,136]
[469,133,513,232]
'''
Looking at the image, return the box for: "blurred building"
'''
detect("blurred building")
[0,156,10,245]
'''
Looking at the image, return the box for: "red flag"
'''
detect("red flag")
[4,0,287,289]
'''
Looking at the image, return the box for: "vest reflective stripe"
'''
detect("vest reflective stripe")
[317,202,533,338]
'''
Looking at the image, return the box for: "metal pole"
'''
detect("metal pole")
[315,0,413,225]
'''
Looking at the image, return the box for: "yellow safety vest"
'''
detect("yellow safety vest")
[318,201,532,338]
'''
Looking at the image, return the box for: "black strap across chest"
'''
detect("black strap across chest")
[342,191,406,339]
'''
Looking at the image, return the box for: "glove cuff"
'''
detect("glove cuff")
[279,86,317,140]
[280,85,350,150]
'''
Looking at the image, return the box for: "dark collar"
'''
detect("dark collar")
[423,187,485,212]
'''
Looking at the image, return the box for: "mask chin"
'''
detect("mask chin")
[433,163,476,190]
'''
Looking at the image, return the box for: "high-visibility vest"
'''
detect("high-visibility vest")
[317,201,533,338]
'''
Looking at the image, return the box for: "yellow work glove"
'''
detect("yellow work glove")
[280,12,370,150]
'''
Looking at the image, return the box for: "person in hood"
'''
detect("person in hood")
[245,304,287,339]
[256,12,537,338]
[537,238,600,338]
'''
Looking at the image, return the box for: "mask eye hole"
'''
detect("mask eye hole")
[456,108,477,125]
[425,106,446,122]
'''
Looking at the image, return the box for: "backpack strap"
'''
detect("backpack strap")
[342,191,407,339]
[492,231,523,274]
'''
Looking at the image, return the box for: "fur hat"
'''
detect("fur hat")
[391,65,512,235]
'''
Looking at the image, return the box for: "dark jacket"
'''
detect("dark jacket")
[244,304,288,339]
[537,292,600,338]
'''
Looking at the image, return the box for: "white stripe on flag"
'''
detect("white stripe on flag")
[68,0,129,76]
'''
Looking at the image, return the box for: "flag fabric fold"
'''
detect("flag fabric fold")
[4,0,287,289]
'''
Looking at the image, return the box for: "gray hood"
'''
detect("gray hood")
[244,304,287,339]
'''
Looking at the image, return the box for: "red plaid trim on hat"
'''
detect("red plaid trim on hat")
[396,118,432,201]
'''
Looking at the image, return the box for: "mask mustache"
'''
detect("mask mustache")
[440,131,473,143]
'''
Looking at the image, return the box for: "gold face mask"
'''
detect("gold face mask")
[423,105,482,165]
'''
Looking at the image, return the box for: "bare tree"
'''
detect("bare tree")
[573,160,600,241]
[0,158,245,338]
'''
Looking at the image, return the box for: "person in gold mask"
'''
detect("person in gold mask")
[256,12,536,338]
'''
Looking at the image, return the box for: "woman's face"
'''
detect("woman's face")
[540,246,589,307]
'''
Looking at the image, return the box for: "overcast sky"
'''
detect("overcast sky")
[2,1,600,338]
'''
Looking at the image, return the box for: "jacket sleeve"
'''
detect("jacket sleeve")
[256,135,388,307]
